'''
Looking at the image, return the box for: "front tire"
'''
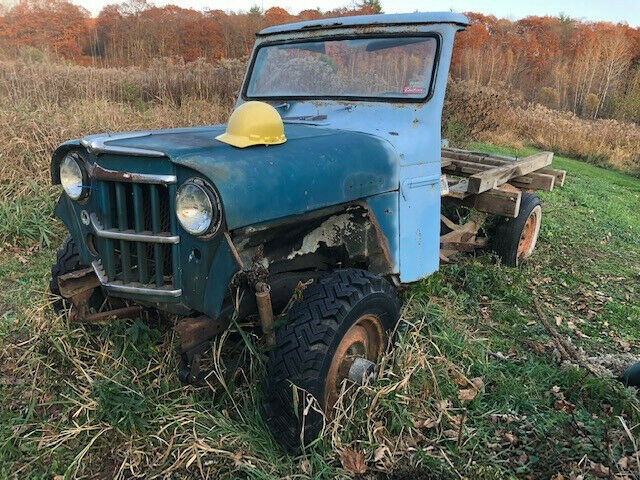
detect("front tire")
[261,269,400,450]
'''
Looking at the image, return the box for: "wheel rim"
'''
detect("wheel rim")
[323,314,385,410]
[517,206,542,263]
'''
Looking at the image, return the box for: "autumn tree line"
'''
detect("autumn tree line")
[1,0,640,124]
[0,0,381,62]
[454,13,640,123]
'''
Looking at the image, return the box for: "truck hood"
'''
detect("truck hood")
[79,124,399,229]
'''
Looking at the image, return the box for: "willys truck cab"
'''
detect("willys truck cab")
[49,12,565,449]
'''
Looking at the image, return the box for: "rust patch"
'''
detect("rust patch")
[356,201,394,273]
[286,213,355,260]
[232,202,395,281]
[517,207,541,261]
[80,306,143,323]
[57,267,100,299]
[175,315,226,384]
[57,267,101,321]
[58,267,144,322]
[500,183,520,193]
[174,315,225,352]
[255,282,275,346]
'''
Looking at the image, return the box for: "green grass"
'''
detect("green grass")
[0,183,59,249]
[0,144,639,478]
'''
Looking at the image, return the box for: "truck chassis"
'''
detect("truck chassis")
[440,147,565,263]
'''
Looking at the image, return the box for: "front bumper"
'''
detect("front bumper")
[91,260,182,298]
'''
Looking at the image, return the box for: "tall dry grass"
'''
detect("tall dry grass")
[0,58,244,195]
[444,80,640,175]
[0,57,245,106]
[0,58,243,247]
[495,104,640,173]
[1,58,639,198]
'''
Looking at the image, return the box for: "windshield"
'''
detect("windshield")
[245,36,438,101]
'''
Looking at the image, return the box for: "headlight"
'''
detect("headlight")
[60,153,86,200]
[175,179,221,236]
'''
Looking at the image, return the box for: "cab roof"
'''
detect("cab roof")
[258,11,469,36]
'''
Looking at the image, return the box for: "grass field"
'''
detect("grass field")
[0,142,639,479]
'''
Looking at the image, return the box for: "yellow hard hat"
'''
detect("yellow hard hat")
[216,101,286,148]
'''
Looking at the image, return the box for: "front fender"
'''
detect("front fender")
[51,139,83,184]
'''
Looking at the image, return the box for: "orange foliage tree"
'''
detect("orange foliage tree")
[0,0,90,60]
[452,13,640,119]
[1,2,639,122]
[264,7,293,26]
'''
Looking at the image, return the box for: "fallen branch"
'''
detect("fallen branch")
[456,410,467,450]
[531,291,603,377]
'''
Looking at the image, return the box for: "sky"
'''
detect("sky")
[69,0,640,26]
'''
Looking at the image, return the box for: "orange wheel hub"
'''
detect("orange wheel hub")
[517,207,541,262]
[323,314,384,410]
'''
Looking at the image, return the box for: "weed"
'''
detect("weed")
[92,377,150,434]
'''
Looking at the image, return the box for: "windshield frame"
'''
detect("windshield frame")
[242,32,442,104]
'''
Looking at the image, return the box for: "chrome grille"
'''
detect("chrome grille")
[92,177,178,292]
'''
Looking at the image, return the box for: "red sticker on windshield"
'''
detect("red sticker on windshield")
[402,85,425,95]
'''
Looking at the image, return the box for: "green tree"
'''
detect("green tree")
[538,86,560,108]
[357,0,382,13]
[248,4,262,16]
[583,93,599,118]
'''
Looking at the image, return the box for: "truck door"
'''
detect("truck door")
[399,163,441,282]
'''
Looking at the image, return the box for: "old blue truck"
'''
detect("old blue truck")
[49,12,566,448]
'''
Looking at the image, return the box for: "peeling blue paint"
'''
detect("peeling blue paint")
[104,124,399,230]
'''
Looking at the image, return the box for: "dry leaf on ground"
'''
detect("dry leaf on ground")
[340,448,367,474]
[504,432,519,445]
[373,446,388,462]
[458,387,478,402]
[299,459,311,475]
[589,462,610,478]
[458,377,484,403]
[554,399,576,413]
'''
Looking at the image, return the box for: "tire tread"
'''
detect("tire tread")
[262,268,399,450]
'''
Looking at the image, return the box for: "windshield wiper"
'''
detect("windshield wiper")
[282,114,328,122]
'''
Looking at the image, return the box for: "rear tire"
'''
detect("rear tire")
[261,268,400,451]
[491,192,542,267]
